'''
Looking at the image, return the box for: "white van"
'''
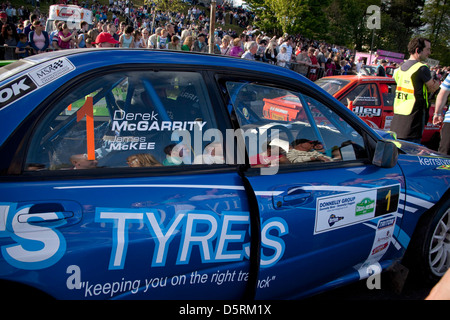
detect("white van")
[45,4,93,33]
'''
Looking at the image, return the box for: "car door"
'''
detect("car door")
[219,75,406,299]
[0,67,254,299]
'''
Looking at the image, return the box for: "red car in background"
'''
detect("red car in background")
[263,95,307,122]
[315,76,441,148]
[262,94,330,125]
[385,66,396,78]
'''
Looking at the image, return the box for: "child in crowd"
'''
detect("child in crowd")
[133,29,144,48]
[168,35,181,50]
[157,29,169,49]
[276,46,289,68]
[15,33,31,58]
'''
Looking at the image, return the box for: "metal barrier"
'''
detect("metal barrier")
[0,45,58,60]
[0,45,20,60]
[291,62,343,81]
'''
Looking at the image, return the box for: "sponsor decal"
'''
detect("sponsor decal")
[0,75,37,109]
[352,106,382,117]
[95,208,288,270]
[314,184,399,234]
[357,216,396,280]
[0,203,66,270]
[0,203,288,271]
[418,156,450,167]
[0,57,76,109]
[28,57,75,87]
[328,214,344,227]
[355,198,375,216]
[111,110,207,133]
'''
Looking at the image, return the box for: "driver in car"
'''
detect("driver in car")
[287,139,332,163]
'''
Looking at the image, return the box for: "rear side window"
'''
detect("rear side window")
[25,70,220,171]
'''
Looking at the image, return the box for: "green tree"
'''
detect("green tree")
[247,0,280,35]
[326,0,352,46]
[148,0,185,32]
[379,0,426,52]
[246,0,330,37]
[151,0,185,13]
[325,0,381,50]
[421,0,450,65]
[348,0,375,50]
[240,0,449,65]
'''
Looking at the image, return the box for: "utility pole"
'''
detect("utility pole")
[209,0,217,54]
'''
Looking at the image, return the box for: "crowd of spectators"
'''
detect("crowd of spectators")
[0,0,448,82]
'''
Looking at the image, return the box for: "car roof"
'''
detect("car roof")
[0,48,304,84]
[322,75,396,83]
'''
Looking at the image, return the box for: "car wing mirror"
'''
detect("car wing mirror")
[372,140,398,168]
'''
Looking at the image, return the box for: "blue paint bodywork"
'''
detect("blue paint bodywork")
[0,49,448,299]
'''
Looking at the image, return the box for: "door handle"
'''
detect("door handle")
[283,192,311,203]
[18,211,74,223]
[273,186,313,209]
[13,201,82,228]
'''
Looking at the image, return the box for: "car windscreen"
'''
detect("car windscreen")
[315,78,351,96]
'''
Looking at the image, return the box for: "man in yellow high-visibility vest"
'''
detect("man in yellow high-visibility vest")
[390,38,440,143]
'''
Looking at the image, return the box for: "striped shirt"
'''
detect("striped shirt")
[441,76,450,123]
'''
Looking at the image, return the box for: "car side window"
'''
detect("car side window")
[25,70,220,171]
[225,81,367,167]
[340,83,380,107]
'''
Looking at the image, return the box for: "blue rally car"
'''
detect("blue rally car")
[0,49,449,300]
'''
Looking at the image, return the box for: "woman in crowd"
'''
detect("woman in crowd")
[141,28,150,48]
[264,39,278,64]
[307,46,320,80]
[119,25,134,48]
[57,23,77,49]
[133,29,144,48]
[325,57,336,76]
[230,37,243,57]
[180,29,191,45]
[28,20,49,54]
[181,35,193,51]
[0,24,18,59]
[220,34,232,55]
